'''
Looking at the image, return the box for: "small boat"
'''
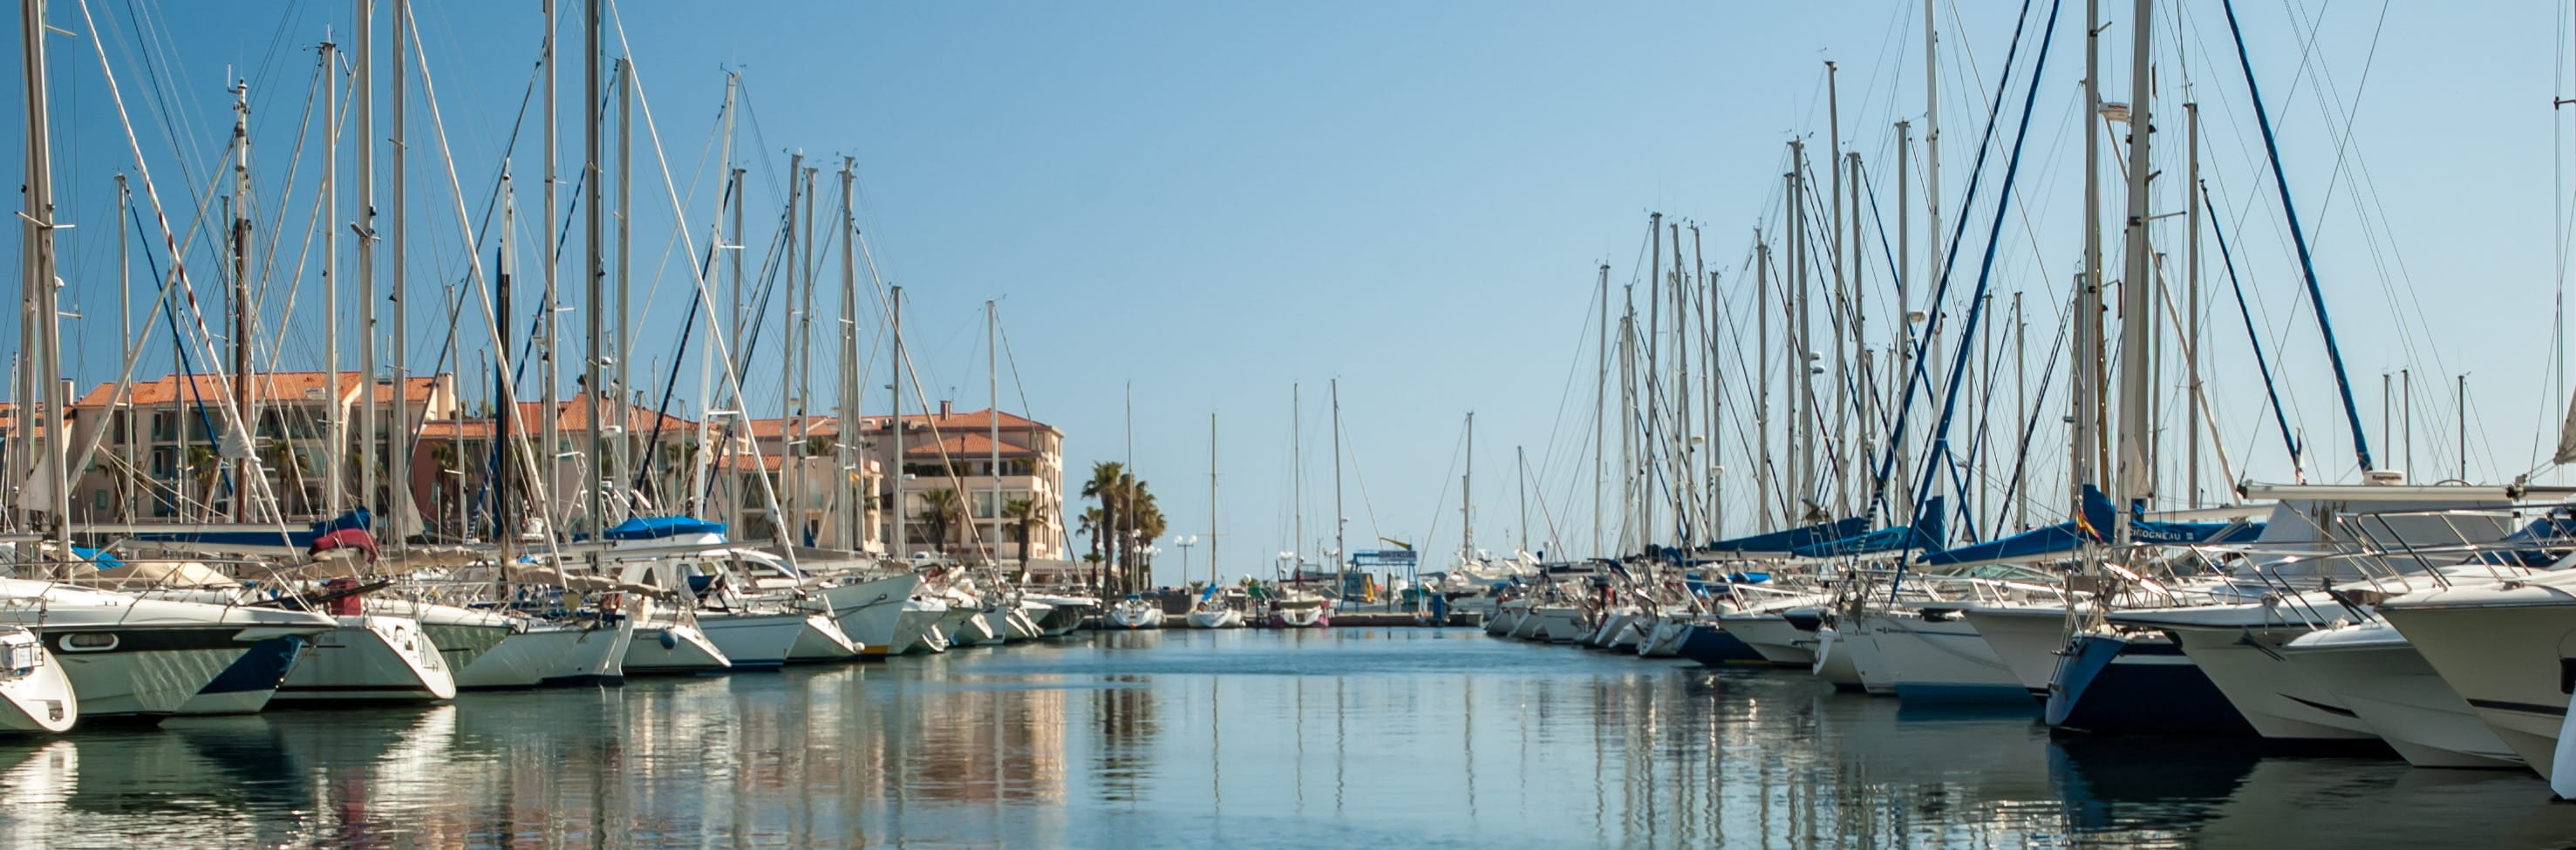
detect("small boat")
[1268,590,1330,629]
[1021,595,1094,636]
[1184,588,1247,629]
[1107,594,1167,629]
[0,627,75,734]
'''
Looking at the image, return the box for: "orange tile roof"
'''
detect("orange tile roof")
[904,432,1032,458]
[72,371,445,408]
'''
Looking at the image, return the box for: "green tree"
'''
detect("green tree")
[917,487,965,554]
[1001,498,1047,566]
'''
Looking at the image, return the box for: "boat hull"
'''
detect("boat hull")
[624,623,732,675]
[1718,613,1816,667]
[2280,627,2518,768]
[2047,632,2254,737]
[174,635,307,715]
[272,616,459,704]
[697,612,812,670]
[2380,601,2576,776]
[0,629,75,733]
[1863,612,2030,703]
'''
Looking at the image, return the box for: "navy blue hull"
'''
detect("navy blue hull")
[1678,625,1768,666]
[199,636,307,696]
[2047,633,2255,737]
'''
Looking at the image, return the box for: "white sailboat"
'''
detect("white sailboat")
[1107,594,1165,629]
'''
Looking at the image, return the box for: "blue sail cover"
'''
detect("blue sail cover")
[1701,517,1871,554]
[602,515,728,541]
[1915,486,2261,566]
[2470,513,2576,567]
[1791,497,1949,558]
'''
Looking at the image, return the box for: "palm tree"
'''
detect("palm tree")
[186,445,221,520]
[917,487,965,554]
[1076,506,1106,594]
[1128,485,1166,590]
[1001,498,1046,566]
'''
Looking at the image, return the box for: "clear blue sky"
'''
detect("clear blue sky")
[4,0,2566,586]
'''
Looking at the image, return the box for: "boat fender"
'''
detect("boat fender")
[659,629,679,650]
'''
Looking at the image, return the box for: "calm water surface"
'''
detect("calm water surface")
[2,629,2573,848]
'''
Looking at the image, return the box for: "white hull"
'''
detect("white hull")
[1519,607,1583,642]
[2150,619,2373,740]
[1107,602,1166,629]
[1810,625,1866,690]
[881,601,947,655]
[1185,608,1245,629]
[1824,621,1897,695]
[1959,607,2076,697]
[1637,616,1691,657]
[0,629,74,733]
[454,620,634,689]
[929,607,984,649]
[1864,611,2028,702]
[2281,622,2518,769]
[698,611,813,669]
[823,575,922,656]
[273,616,459,703]
[1720,614,1816,666]
[1485,605,1528,636]
[624,623,732,674]
[787,614,861,662]
[2381,599,2576,776]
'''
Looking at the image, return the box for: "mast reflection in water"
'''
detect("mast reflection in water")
[2,629,2574,848]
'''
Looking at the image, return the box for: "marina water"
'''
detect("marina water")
[3,629,2573,849]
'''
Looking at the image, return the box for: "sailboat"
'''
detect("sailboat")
[1107,594,1166,629]
[1186,413,1244,629]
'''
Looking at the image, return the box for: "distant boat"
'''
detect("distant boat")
[1107,594,1165,629]
[1185,588,1247,629]
[1267,589,1330,629]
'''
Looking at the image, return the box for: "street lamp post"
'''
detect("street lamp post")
[1174,534,1199,589]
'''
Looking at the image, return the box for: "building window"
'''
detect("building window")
[92,489,108,512]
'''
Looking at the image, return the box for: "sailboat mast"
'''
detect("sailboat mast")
[1516,445,1528,556]
[1209,411,1217,588]
[228,79,252,522]
[987,299,1000,566]
[389,0,412,545]
[1291,382,1302,581]
[1592,263,1606,557]
[2184,100,2203,507]
[118,174,134,520]
[495,175,516,564]
[1755,232,1772,533]
[888,285,905,561]
[613,58,634,521]
[837,158,858,550]
[2074,0,2102,517]
[583,0,607,539]
[541,0,562,528]
[320,37,343,514]
[20,0,67,553]
[1462,411,1473,566]
[778,152,804,544]
[1330,378,1345,585]
[354,0,378,522]
[2113,0,2156,539]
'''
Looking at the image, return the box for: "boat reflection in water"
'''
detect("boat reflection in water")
[3,629,2574,848]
